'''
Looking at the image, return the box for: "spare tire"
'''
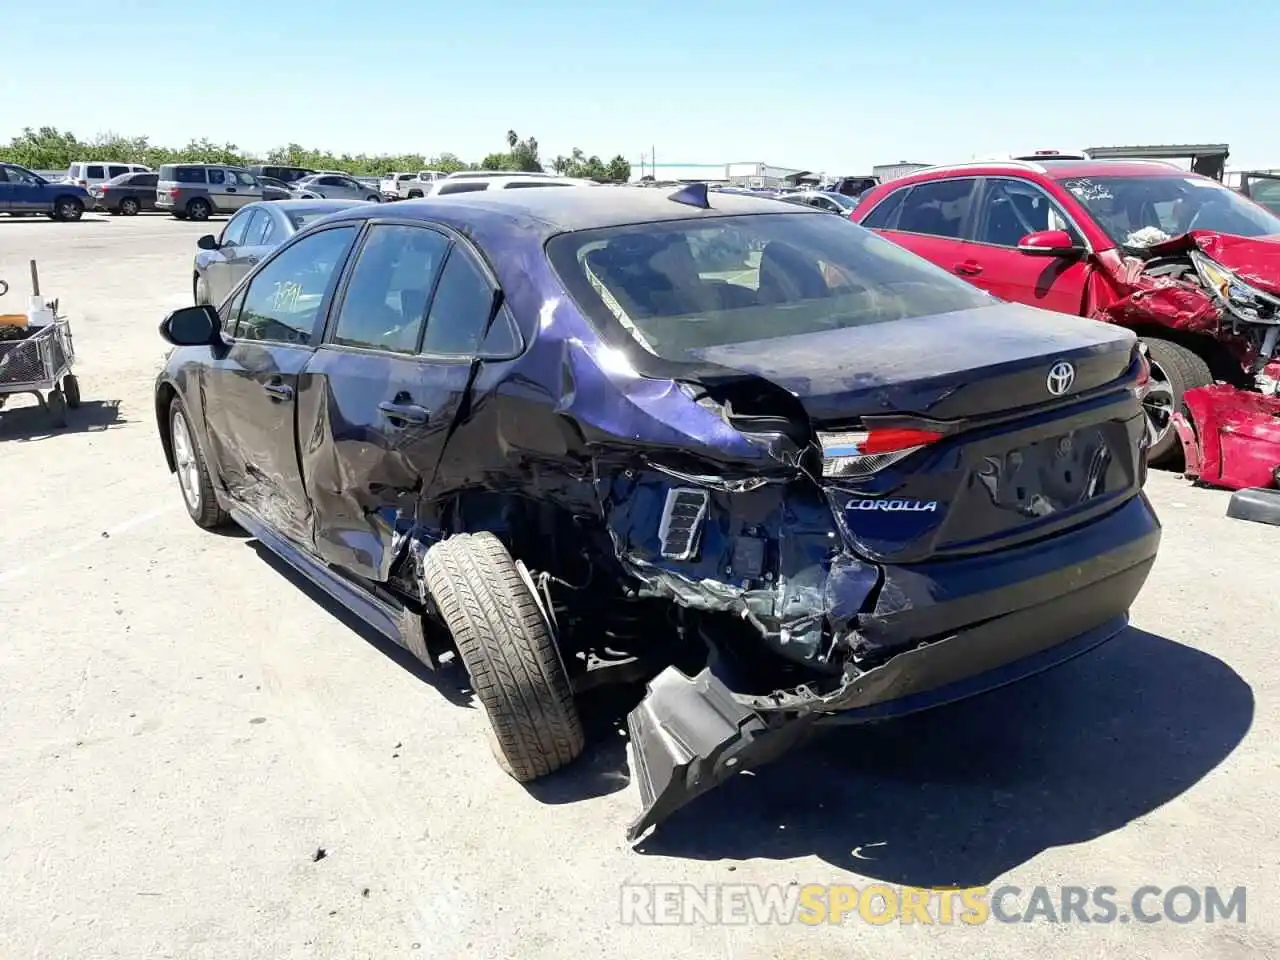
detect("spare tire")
[423,532,584,781]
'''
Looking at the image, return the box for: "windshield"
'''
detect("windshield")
[546,212,995,363]
[823,193,857,210]
[1059,174,1280,249]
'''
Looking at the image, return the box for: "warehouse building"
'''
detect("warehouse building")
[631,161,805,187]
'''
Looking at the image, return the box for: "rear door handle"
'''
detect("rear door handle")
[378,401,429,425]
[953,261,983,276]
[262,381,293,401]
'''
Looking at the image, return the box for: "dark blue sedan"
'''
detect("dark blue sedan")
[153,185,1161,838]
[0,163,93,220]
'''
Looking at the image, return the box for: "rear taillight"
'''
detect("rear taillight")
[817,427,944,478]
[169,188,181,198]
[1134,345,1152,397]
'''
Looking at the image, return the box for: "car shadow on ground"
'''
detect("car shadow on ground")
[245,540,475,708]
[624,628,1253,886]
[0,399,125,440]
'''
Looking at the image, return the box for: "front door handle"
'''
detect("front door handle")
[953,261,983,276]
[378,401,429,425]
[245,256,259,265]
[262,381,293,401]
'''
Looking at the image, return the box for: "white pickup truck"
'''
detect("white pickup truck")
[379,170,447,200]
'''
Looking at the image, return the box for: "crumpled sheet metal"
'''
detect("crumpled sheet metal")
[1149,230,1280,296]
[1174,384,1280,491]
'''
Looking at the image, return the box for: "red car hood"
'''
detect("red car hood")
[1147,230,1280,295]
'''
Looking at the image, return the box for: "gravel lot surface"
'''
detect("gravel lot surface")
[1,212,1275,959]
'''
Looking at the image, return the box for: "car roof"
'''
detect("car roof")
[1036,159,1199,179]
[325,185,818,236]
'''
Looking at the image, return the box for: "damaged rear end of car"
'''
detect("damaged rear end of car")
[542,208,1162,839]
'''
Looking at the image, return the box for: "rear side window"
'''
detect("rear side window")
[108,165,128,179]
[858,189,906,229]
[86,165,104,179]
[895,178,976,239]
[206,168,227,185]
[437,181,489,195]
[332,224,450,353]
[161,166,208,184]
[502,181,572,189]
[421,247,499,356]
[235,226,357,344]
[133,173,158,187]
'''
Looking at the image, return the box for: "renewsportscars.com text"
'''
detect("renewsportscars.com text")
[620,883,1247,926]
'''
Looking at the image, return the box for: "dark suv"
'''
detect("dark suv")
[852,159,1280,463]
[154,187,1159,837]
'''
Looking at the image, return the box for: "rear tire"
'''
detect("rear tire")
[62,374,81,409]
[1142,336,1213,467]
[186,198,211,221]
[423,532,584,782]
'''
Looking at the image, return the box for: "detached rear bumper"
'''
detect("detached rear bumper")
[626,493,1160,840]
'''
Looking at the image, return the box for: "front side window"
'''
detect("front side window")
[250,211,277,246]
[895,178,975,239]
[1059,174,1280,248]
[332,224,450,353]
[975,178,1081,247]
[220,209,258,247]
[231,170,257,186]
[235,226,357,344]
[547,212,994,363]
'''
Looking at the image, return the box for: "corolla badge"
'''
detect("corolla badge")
[1046,360,1076,396]
[847,498,939,512]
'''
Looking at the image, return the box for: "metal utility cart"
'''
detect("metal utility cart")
[0,263,81,428]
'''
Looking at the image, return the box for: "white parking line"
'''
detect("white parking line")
[0,503,177,583]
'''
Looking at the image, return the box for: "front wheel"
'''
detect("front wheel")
[169,397,228,529]
[52,198,84,222]
[423,532,584,782]
[1141,336,1214,467]
[194,273,209,305]
[46,388,68,427]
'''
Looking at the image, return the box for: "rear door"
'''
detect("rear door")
[201,224,361,546]
[866,177,979,276]
[132,172,159,209]
[300,221,518,581]
[957,176,1091,315]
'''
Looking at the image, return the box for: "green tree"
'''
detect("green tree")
[605,154,632,183]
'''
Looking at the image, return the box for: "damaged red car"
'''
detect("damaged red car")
[852,159,1280,464]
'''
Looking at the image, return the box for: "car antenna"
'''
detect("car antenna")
[668,182,711,209]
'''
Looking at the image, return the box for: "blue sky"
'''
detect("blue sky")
[3,0,1276,172]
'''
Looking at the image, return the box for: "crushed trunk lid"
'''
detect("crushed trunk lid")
[687,301,1136,423]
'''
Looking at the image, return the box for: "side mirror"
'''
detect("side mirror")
[1017,229,1085,258]
[197,234,219,250]
[160,304,221,346]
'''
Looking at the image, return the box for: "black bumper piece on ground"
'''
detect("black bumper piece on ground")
[624,546,1157,842]
[1226,487,1280,526]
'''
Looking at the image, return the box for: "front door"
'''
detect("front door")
[202,223,360,546]
[299,222,510,582]
[0,166,13,213]
[957,177,1090,315]
[203,207,259,306]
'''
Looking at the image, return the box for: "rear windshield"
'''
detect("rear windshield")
[546,212,994,362]
[159,165,207,184]
[287,209,343,230]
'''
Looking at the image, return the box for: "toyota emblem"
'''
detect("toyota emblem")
[1046,360,1076,396]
